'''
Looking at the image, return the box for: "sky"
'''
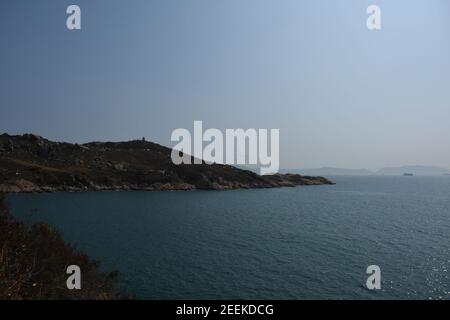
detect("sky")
[1,0,449,170]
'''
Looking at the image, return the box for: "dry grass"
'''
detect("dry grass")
[0,194,127,300]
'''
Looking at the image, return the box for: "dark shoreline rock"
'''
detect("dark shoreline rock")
[0,133,334,193]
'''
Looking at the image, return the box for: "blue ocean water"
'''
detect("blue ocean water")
[7,176,450,299]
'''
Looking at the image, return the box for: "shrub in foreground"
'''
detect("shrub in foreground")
[0,193,126,300]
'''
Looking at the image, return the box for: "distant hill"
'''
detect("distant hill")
[283,167,375,176]
[284,165,450,177]
[0,134,334,193]
[376,165,450,176]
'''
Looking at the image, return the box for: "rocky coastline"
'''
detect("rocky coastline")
[0,134,334,193]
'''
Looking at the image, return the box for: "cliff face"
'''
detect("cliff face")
[0,134,334,193]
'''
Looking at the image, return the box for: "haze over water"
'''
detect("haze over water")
[9,176,450,299]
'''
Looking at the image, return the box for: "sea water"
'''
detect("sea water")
[8,176,450,299]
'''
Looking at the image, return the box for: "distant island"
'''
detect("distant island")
[283,167,375,176]
[284,165,450,177]
[376,165,450,176]
[0,134,334,193]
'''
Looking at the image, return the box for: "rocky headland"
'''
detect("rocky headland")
[0,134,334,193]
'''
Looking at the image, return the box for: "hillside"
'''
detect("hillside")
[0,134,334,193]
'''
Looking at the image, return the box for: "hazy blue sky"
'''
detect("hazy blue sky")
[1,0,449,170]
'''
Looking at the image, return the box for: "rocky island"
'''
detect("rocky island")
[0,134,334,193]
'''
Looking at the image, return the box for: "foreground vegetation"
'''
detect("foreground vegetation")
[0,194,125,299]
